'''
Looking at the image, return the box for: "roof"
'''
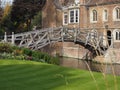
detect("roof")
[54,0,74,10]
[54,0,120,9]
[86,0,120,6]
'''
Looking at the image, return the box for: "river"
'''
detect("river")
[60,57,120,76]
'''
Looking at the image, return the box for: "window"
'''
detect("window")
[75,10,79,22]
[90,9,97,23]
[115,31,120,40]
[113,30,120,41]
[103,9,108,21]
[70,10,74,23]
[93,10,97,21]
[63,12,68,25]
[116,8,120,19]
[69,9,79,23]
[113,7,120,21]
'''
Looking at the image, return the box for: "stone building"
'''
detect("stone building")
[42,0,120,62]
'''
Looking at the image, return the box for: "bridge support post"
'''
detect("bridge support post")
[85,33,90,45]
[74,29,77,42]
[11,32,15,45]
[47,32,51,44]
[61,27,64,42]
[4,32,7,42]
[111,34,114,48]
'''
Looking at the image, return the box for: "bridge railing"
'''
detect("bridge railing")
[0,26,114,55]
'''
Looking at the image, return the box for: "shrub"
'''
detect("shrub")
[12,45,20,50]
[40,52,45,59]
[44,54,51,63]
[49,57,60,65]
[15,55,25,60]
[32,51,60,65]
[0,53,14,59]
[22,48,32,56]
[0,53,8,59]
[0,44,60,65]
[0,43,13,53]
[32,51,41,60]
[14,49,23,56]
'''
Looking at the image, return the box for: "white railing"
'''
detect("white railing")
[0,26,112,55]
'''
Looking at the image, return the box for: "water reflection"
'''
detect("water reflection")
[60,57,120,76]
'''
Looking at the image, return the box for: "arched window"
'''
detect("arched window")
[113,7,120,21]
[90,9,98,23]
[116,8,120,19]
[113,30,120,41]
[93,10,97,21]
[116,32,119,40]
[103,9,108,21]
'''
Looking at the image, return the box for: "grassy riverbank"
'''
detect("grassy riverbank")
[0,59,120,90]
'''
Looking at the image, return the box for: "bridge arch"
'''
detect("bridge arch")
[2,27,111,58]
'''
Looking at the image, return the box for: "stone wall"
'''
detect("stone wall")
[104,48,120,63]
[88,4,120,48]
[88,4,120,28]
[62,42,89,59]
[42,0,62,28]
[40,42,93,60]
[40,42,120,63]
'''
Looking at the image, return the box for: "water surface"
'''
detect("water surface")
[60,57,120,76]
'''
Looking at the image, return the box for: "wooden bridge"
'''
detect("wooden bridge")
[1,26,113,56]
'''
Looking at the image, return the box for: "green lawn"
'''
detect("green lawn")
[0,60,120,90]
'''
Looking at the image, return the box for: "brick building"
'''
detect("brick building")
[42,0,120,62]
[42,0,120,47]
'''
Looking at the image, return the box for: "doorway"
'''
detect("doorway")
[107,30,111,46]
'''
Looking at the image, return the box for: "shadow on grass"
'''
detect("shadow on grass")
[0,60,120,90]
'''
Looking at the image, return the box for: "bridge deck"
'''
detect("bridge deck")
[1,26,113,56]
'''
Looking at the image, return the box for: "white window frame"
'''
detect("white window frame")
[63,12,68,25]
[113,6,120,21]
[90,9,98,23]
[69,9,79,24]
[103,9,108,22]
[113,29,120,42]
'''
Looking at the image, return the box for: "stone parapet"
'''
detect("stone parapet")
[104,48,120,63]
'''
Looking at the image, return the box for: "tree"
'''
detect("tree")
[0,0,3,22]
[0,3,14,35]
[31,11,42,29]
[2,3,11,18]
[0,7,3,35]
[11,0,46,32]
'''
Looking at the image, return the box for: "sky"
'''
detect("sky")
[1,0,14,8]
